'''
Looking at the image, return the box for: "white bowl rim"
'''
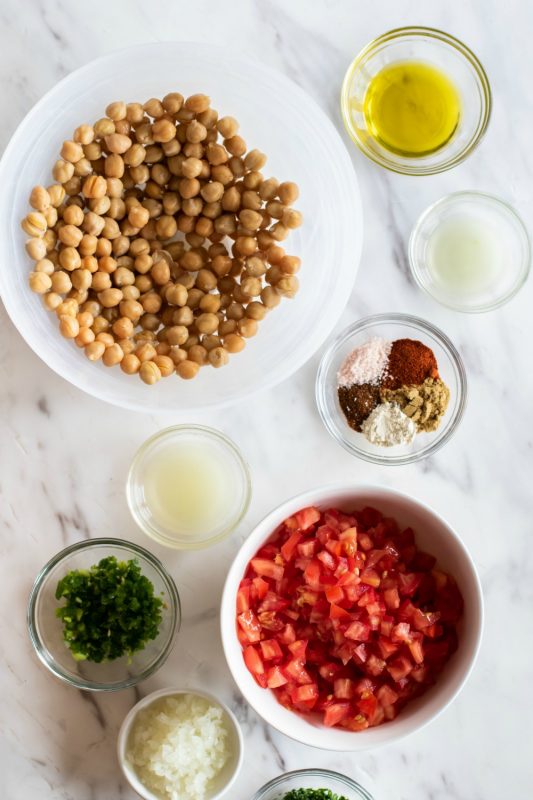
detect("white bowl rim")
[117,686,244,800]
[220,482,484,751]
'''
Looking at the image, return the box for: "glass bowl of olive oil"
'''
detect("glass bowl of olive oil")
[341,27,491,175]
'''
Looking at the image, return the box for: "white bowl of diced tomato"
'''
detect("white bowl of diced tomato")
[220,484,483,750]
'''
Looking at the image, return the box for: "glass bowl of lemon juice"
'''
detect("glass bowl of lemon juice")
[127,426,252,549]
[409,191,530,312]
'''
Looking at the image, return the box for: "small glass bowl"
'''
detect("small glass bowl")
[127,425,252,550]
[341,26,491,175]
[27,538,180,691]
[118,688,244,800]
[252,769,374,800]
[409,191,531,312]
[316,314,467,465]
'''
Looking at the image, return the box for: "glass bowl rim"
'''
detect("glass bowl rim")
[27,536,181,691]
[315,312,468,465]
[251,768,374,800]
[340,25,492,176]
[408,190,531,312]
[126,424,252,550]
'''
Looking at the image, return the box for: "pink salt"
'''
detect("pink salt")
[337,336,392,387]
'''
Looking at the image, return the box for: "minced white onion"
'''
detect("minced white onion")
[127,693,229,800]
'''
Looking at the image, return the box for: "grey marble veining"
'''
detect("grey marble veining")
[1,1,532,798]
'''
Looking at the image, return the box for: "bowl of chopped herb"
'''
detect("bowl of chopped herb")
[27,538,180,691]
[251,769,374,800]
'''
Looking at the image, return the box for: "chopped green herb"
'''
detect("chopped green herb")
[281,791,349,800]
[55,556,164,663]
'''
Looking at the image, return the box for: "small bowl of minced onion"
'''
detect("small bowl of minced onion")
[251,769,374,800]
[117,688,243,800]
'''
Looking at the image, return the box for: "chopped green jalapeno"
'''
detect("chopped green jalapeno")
[281,790,350,800]
[55,556,164,662]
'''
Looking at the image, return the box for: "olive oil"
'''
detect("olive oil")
[363,61,460,157]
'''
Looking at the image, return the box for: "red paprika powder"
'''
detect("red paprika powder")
[383,338,439,389]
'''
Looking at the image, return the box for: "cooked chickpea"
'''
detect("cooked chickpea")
[82,175,107,199]
[120,353,141,374]
[165,325,188,346]
[59,314,79,338]
[75,326,95,347]
[102,343,124,366]
[224,333,245,353]
[28,271,52,293]
[261,285,281,308]
[60,141,84,163]
[138,360,161,384]
[98,288,123,308]
[195,312,219,334]
[152,354,174,377]
[25,238,47,261]
[176,359,200,379]
[85,340,106,361]
[22,211,47,237]
[29,185,51,212]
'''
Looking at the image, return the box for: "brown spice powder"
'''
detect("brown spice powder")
[381,377,450,433]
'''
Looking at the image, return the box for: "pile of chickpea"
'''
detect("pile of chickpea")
[22,93,302,383]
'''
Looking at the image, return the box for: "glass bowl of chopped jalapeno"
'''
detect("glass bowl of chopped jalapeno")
[252,769,374,800]
[27,538,180,691]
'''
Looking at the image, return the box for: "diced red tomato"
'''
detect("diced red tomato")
[260,639,283,661]
[387,655,413,682]
[360,568,381,588]
[237,610,262,643]
[266,665,288,688]
[236,585,250,613]
[237,504,463,732]
[376,684,399,706]
[243,645,266,687]
[324,701,351,727]
[304,560,322,590]
[345,620,371,642]
[325,585,344,604]
[294,506,321,530]
[383,587,400,610]
[284,658,312,685]
[334,678,354,699]
[291,683,319,709]
[251,558,284,581]
[281,531,302,561]
[252,576,269,600]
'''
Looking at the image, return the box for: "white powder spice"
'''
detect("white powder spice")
[337,337,392,387]
[361,402,417,447]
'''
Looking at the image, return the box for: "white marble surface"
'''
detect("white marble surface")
[1,1,532,798]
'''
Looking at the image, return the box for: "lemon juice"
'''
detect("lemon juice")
[140,436,243,542]
[426,215,504,296]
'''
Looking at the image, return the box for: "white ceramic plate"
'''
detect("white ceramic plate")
[0,42,362,412]
[221,484,483,751]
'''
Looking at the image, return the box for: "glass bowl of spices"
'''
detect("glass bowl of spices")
[409,191,531,311]
[316,313,467,465]
[251,769,374,800]
[341,27,491,175]
[27,538,180,691]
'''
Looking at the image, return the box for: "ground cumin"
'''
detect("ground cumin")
[381,377,450,432]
